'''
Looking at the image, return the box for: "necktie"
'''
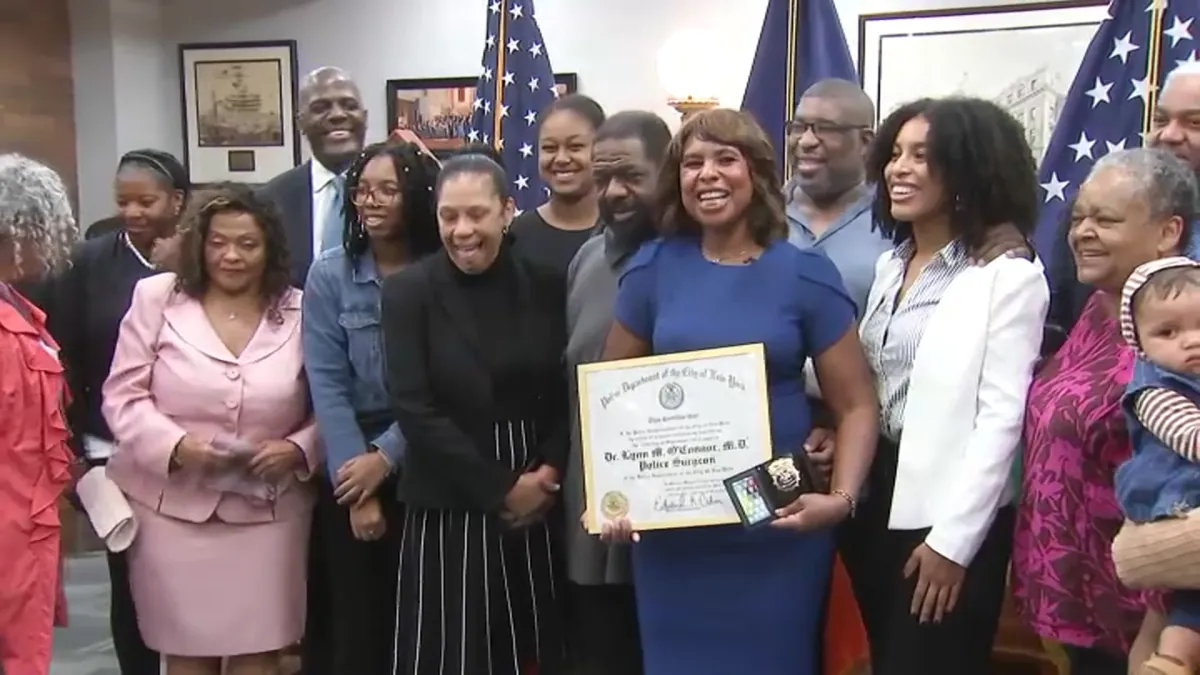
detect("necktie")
[319,174,345,254]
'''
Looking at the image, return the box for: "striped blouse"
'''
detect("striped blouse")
[860,239,972,440]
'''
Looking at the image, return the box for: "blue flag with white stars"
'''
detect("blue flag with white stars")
[1034,0,1200,264]
[468,0,559,214]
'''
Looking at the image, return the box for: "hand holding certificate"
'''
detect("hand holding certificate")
[578,344,775,534]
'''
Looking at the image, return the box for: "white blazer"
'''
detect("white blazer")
[810,252,1048,567]
[866,252,1048,566]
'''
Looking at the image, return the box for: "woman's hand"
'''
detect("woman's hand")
[149,233,182,271]
[904,543,966,624]
[599,517,640,543]
[335,451,390,506]
[172,434,223,471]
[971,222,1032,265]
[348,496,387,542]
[769,492,851,532]
[503,472,555,520]
[581,509,640,543]
[500,466,560,528]
[249,440,304,482]
[803,428,835,483]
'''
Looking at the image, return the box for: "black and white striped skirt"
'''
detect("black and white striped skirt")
[391,419,566,675]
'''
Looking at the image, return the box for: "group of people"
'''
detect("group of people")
[3,57,1200,675]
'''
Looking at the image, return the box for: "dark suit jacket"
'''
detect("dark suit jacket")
[381,249,569,512]
[259,162,315,288]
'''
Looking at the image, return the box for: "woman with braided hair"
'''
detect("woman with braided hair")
[302,140,441,674]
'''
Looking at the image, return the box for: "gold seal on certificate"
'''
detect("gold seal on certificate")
[577,344,774,534]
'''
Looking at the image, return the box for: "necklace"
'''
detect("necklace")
[702,246,758,265]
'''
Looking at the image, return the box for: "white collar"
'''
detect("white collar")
[310,159,339,193]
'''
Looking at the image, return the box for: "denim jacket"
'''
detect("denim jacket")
[1115,358,1200,522]
[302,247,405,476]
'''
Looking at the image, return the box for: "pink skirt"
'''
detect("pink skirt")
[126,501,311,657]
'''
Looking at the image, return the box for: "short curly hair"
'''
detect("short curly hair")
[656,108,786,246]
[342,141,441,260]
[0,153,78,275]
[868,97,1039,251]
[175,183,292,322]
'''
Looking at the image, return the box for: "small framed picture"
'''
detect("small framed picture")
[384,73,578,159]
[178,40,301,184]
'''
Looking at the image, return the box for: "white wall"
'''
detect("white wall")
[70,0,175,226]
[70,0,1049,224]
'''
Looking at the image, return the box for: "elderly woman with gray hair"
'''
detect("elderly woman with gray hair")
[1013,147,1199,674]
[0,153,79,675]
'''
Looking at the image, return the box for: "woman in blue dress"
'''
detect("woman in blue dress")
[600,108,880,674]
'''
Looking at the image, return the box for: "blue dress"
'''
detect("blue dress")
[613,237,856,675]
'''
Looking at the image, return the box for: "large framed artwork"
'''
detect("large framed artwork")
[178,40,301,184]
[385,73,579,158]
[858,1,1109,159]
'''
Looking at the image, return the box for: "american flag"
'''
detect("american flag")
[467,0,559,213]
[1034,0,1200,260]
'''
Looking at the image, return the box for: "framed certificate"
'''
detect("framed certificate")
[578,344,773,534]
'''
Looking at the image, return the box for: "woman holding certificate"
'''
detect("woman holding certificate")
[839,98,1048,674]
[381,154,568,675]
[600,108,880,675]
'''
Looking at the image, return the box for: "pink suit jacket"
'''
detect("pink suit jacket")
[102,274,320,524]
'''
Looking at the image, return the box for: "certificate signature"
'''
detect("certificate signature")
[654,490,724,513]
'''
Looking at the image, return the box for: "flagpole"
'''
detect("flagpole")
[1142,0,1165,135]
[492,0,508,147]
[783,0,800,181]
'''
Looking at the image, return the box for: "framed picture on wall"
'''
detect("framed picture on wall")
[858,1,1108,160]
[385,73,578,158]
[178,40,301,184]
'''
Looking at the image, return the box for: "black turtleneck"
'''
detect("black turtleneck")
[452,242,537,415]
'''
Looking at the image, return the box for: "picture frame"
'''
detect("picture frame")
[858,1,1109,160]
[178,40,301,184]
[385,73,579,158]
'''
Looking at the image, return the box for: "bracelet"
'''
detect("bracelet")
[831,489,857,518]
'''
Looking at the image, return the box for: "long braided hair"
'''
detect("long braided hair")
[341,141,442,260]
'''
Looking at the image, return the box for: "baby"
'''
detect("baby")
[1113,256,1200,675]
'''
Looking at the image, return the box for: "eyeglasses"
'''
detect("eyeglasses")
[785,120,867,139]
[350,185,401,206]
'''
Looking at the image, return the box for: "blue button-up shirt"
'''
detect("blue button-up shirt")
[302,247,405,476]
[785,185,891,315]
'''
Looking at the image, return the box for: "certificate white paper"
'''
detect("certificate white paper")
[578,344,773,533]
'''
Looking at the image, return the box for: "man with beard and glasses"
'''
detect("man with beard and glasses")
[261,66,368,289]
[1048,62,1200,345]
[260,65,367,675]
[563,110,671,675]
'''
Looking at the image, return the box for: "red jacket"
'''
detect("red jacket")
[0,288,71,675]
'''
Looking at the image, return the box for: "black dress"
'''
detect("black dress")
[383,243,568,675]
